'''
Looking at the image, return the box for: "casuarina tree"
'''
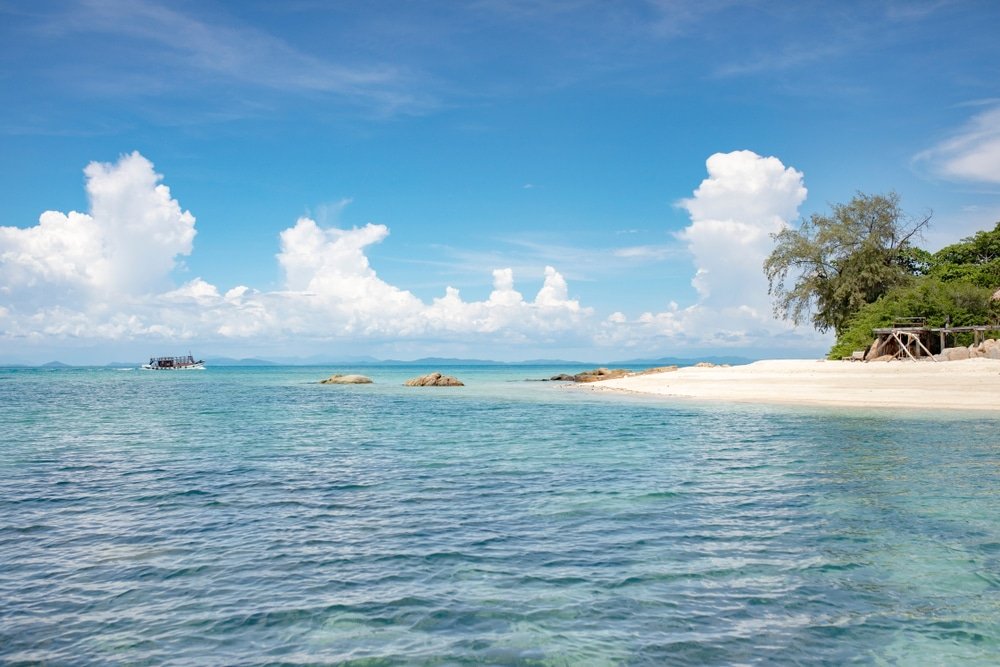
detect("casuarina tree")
[764,192,930,335]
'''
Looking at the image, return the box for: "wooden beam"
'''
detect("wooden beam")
[891,331,918,361]
[914,333,937,361]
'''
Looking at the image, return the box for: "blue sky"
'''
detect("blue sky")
[2,0,1000,363]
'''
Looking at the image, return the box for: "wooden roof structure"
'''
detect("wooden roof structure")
[868,318,1000,361]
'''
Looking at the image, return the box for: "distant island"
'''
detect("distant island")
[2,354,756,369]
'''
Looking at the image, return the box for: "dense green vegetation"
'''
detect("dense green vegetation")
[828,279,996,359]
[764,193,1000,358]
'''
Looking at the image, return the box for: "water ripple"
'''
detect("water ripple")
[1,366,999,664]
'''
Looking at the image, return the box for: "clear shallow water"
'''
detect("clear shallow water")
[1,365,998,665]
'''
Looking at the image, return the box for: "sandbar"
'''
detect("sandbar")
[580,358,1000,411]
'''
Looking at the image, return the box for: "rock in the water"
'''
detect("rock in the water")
[548,366,678,382]
[320,374,373,384]
[572,367,631,383]
[404,372,464,387]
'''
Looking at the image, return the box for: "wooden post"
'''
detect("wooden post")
[939,330,946,352]
[891,331,919,361]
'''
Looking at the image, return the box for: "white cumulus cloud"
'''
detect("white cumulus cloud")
[1,150,830,360]
[275,217,424,334]
[0,152,591,353]
[0,152,195,307]
[599,150,825,353]
[677,150,807,309]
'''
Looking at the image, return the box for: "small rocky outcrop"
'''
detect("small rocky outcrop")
[568,368,631,383]
[320,374,373,384]
[546,366,681,382]
[404,372,464,387]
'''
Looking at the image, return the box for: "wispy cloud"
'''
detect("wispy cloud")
[884,0,956,22]
[644,0,739,38]
[417,234,683,289]
[38,0,436,114]
[714,42,846,78]
[506,236,684,274]
[309,198,355,227]
[612,245,677,260]
[914,104,1000,185]
[709,2,953,82]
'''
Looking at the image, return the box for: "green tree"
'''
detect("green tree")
[929,221,1000,288]
[764,192,930,335]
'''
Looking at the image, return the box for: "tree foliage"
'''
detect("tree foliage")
[828,277,998,359]
[763,193,1000,358]
[928,221,1000,289]
[825,220,1000,359]
[764,192,931,335]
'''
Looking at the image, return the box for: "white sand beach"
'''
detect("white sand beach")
[582,358,1000,411]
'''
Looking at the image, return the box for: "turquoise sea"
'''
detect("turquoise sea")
[1,364,998,665]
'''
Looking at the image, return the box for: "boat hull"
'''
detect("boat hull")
[141,354,206,370]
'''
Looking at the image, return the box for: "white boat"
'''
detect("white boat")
[141,354,206,370]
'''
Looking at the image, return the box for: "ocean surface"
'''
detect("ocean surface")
[1,364,998,665]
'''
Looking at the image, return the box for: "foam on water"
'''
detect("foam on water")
[1,366,998,664]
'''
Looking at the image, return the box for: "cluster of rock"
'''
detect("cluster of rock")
[403,372,464,387]
[316,361,740,388]
[320,362,737,387]
[549,368,630,383]
[935,338,1000,361]
[320,374,373,384]
[319,371,465,386]
[547,365,690,383]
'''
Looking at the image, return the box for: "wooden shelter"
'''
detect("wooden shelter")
[868,318,1000,361]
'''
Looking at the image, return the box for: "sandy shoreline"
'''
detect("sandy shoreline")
[580,358,1000,411]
